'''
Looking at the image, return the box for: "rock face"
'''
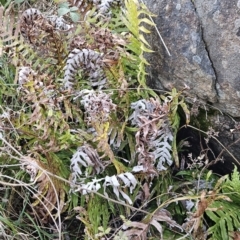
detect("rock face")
[145,0,240,171]
[145,0,240,117]
[194,0,240,117]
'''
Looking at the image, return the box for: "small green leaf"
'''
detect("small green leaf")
[139,34,151,46]
[139,17,155,26]
[70,12,80,22]
[58,7,70,16]
[48,109,53,117]
[206,170,212,182]
[140,44,154,53]
[139,26,151,34]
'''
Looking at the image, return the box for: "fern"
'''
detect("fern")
[122,209,182,239]
[205,166,240,240]
[88,194,111,235]
[129,98,173,173]
[223,165,240,201]
[122,0,156,97]
[206,200,240,240]
[70,144,105,182]
[0,4,21,50]
[69,0,122,17]
[63,49,106,89]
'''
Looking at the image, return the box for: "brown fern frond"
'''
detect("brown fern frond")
[19,8,70,65]
[22,155,67,223]
[0,4,21,58]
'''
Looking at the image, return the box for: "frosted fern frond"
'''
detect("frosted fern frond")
[103,173,137,204]
[18,66,37,86]
[151,125,173,171]
[129,98,169,126]
[130,98,173,172]
[63,48,107,90]
[97,0,122,15]
[19,8,69,65]
[108,125,122,148]
[78,89,116,124]
[20,8,42,26]
[20,8,49,43]
[79,178,103,195]
[70,144,105,182]
[47,15,73,31]
[70,0,122,16]
[74,172,137,204]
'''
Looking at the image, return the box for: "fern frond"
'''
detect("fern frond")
[88,194,111,235]
[122,0,155,95]
[70,0,122,17]
[22,155,69,223]
[20,8,69,67]
[74,172,137,204]
[206,200,240,240]
[130,98,173,173]
[219,165,240,219]
[70,144,105,182]
[123,209,182,239]
[0,4,21,47]
[63,48,107,89]
[223,165,240,197]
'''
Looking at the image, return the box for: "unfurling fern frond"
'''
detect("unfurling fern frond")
[63,48,107,89]
[20,8,69,66]
[130,98,173,173]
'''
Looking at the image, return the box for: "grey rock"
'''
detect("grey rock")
[194,0,240,117]
[145,0,217,103]
[145,0,240,117]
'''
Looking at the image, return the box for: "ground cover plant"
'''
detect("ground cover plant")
[1,0,240,239]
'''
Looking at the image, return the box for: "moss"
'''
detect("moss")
[188,104,219,131]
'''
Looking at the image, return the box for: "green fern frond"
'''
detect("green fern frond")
[223,166,240,194]
[122,0,156,98]
[206,200,240,240]
[88,195,111,234]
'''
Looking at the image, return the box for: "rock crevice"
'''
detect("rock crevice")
[146,0,240,117]
[192,1,219,99]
